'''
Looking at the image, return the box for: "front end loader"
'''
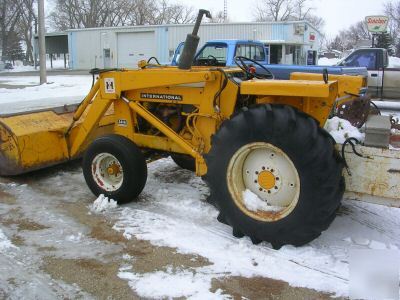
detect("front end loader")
[0,10,390,248]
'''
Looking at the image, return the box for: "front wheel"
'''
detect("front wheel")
[205,104,344,248]
[83,134,147,204]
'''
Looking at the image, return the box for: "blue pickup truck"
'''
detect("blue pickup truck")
[171,39,368,80]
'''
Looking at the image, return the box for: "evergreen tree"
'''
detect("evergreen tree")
[3,31,25,64]
[376,32,394,55]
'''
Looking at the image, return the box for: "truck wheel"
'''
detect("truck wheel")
[83,134,147,204]
[205,104,344,248]
[171,153,195,171]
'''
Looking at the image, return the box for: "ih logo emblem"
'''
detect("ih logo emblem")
[104,78,115,93]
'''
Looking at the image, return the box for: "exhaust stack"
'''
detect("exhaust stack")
[178,9,212,70]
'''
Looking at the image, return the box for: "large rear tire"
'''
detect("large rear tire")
[83,134,147,204]
[205,104,344,248]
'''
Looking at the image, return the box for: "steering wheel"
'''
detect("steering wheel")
[234,56,274,79]
[207,55,218,66]
[194,55,219,66]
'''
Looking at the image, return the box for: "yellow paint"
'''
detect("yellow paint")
[0,66,366,176]
[258,171,276,190]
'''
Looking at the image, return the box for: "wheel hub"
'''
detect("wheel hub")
[92,153,124,192]
[227,142,300,222]
[107,163,121,176]
[257,170,276,190]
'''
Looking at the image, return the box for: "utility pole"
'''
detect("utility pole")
[224,0,227,22]
[38,0,47,84]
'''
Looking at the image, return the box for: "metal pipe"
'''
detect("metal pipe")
[38,0,47,84]
[65,80,100,135]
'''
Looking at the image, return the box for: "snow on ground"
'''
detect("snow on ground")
[0,59,68,73]
[318,57,340,66]
[0,75,92,103]
[325,116,365,144]
[110,158,400,298]
[0,75,92,114]
[389,56,400,68]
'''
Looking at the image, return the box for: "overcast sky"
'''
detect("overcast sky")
[179,0,386,37]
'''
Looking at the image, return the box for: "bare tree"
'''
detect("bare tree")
[254,0,293,21]
[50,0,114,29]
[152,0,195,25]
[254,0,324,32]
[15,0,37,63]
[208,11,228,23]
[326,21,371,52]
[0,0,22,61]
[49,0,196,30]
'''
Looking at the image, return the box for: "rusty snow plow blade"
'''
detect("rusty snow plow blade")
[342,145,400,206]
[0,104,114,176]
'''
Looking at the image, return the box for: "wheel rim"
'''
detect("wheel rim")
[227,142,300,222]
[91,153,124,192]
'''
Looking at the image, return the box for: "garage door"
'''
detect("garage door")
[117,31,156,68]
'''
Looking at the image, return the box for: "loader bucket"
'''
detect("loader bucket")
[0,105,78,176]
[0,104,114,176]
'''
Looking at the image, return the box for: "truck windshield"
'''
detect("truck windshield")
[343,51,377,70]
[197,44,228,65]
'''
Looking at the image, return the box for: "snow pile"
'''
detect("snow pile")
[0,229,15,252]
[318,57,340,66]
[242,189,283,212]
[90,194,118,213]
[324,116,365,144]
[389,56,400,68]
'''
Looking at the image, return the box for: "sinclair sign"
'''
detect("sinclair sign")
[365,16,389,33]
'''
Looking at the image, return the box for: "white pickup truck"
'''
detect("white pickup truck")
[337,48,400,99]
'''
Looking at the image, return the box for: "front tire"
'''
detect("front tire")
[205,104,344,248]
[83,134,147,204]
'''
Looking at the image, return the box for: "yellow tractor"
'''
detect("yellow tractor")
[0,10,368,248]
